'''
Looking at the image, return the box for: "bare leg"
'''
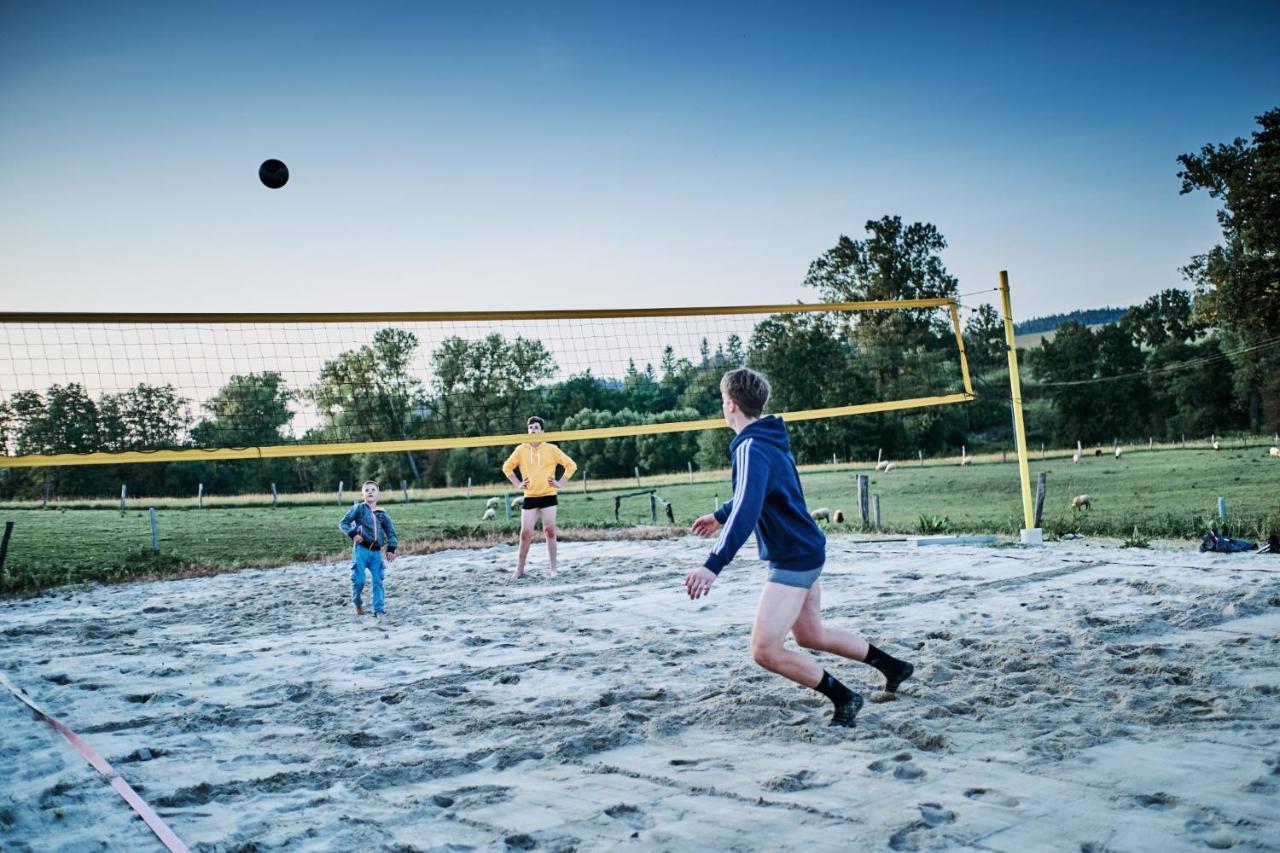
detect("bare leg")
[513,507,537,579]
[749,582,824,687]
[793,581,913,692]
[789,581,870,661]
[542,506,558,577]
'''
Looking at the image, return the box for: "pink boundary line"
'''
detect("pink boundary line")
[0,670,190,853]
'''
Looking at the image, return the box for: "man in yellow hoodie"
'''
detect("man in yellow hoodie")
[502,416,577,579]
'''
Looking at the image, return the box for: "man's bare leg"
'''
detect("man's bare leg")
[791,581,914,693]
[751,582,864,727]
[513,508,538,579]
[542,506,558,577]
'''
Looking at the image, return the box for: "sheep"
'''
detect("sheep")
[1114,445,1123,459]
[883,462,896,472]
[875,459,890,471]
[810,508,846,524]
[1072,494,1092,511]
[485,496,501,509]
[510,495,525,509]
[960,444,973,466]
[482,507,496,521]
[1269,446,1280,458]
[1212,435,1221,451]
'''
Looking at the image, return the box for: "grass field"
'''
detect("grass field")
[2,445,1277,594]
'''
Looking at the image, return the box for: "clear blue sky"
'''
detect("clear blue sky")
[2,0,1278,320]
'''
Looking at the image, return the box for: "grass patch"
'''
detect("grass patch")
[2,445,1277,594]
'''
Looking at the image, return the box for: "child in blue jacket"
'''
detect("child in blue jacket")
[339,480,399,618]
[686,368,914,727]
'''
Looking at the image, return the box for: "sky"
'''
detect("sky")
[2,1,1279,322]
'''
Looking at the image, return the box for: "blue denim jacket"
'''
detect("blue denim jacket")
[339,503,399,552]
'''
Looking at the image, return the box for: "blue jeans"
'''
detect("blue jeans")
[351,545,386,614]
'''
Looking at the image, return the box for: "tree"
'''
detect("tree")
[312,328,428,481]
[429,333,556,437]
[1026,322,1101,444]
[963,304,1005,370]
[192,372,295,447]
[99,384,190,451]
[803,216,960,346]
[1178,107,1280,429]
[1121,289,1200,349]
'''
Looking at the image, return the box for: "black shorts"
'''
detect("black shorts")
[522,494,558,510]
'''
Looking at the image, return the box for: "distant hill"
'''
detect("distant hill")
[1014,307,1130,335]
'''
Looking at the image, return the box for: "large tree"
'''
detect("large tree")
[192,372,295,448]
[802,216,960,396]
[803,216,959,337]
[1178,107,1280,429]
[429,333,557,436]
[312,328,428,481]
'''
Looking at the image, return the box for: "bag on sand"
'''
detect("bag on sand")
[1199,530,1257,553]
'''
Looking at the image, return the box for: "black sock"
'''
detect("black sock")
[864,643,914,692]
[812,670,854,707]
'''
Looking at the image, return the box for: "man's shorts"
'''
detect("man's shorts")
[766,564,824,589]
[522,494,558,510]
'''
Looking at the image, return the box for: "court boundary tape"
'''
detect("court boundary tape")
[0,670,189,852]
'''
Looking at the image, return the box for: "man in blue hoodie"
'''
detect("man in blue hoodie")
[686,368,914,727]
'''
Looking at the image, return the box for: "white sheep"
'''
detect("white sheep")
[1072,494,1092,511]
[1212,435,1221,451]
[809,508,845,524]
[1269,446,1280,458]
[482,507,496,521]
[875,459,890,472]
[510,495,525,509]
[883,462,896,472]
[1114,446,1123,459]
[485,496,501,509]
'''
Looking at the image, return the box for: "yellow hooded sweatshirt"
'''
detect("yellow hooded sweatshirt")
[502,442,577,498]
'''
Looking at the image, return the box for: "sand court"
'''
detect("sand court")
[2,537,1278,851]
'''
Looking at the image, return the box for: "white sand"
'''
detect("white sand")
[2,537,1279,851]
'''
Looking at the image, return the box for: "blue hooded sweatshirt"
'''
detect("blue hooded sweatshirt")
[703,416,825,576]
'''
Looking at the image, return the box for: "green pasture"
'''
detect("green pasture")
[1,445,1276,594]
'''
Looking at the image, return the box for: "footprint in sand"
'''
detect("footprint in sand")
[1133,792,1178,810]
[603,803,654,830]
[963,788,1019,807]
[886,803,956,851]
[869,752,924,780]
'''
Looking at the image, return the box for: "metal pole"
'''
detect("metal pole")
[149,507,159,554]
[271,482,278,508]
[999,271,1036,536]
[197,482,203,509]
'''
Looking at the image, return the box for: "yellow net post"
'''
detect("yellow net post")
[998,271,1039,543]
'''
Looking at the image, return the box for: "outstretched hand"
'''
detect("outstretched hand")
[690,513,720,537]
[684,566,717,600]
